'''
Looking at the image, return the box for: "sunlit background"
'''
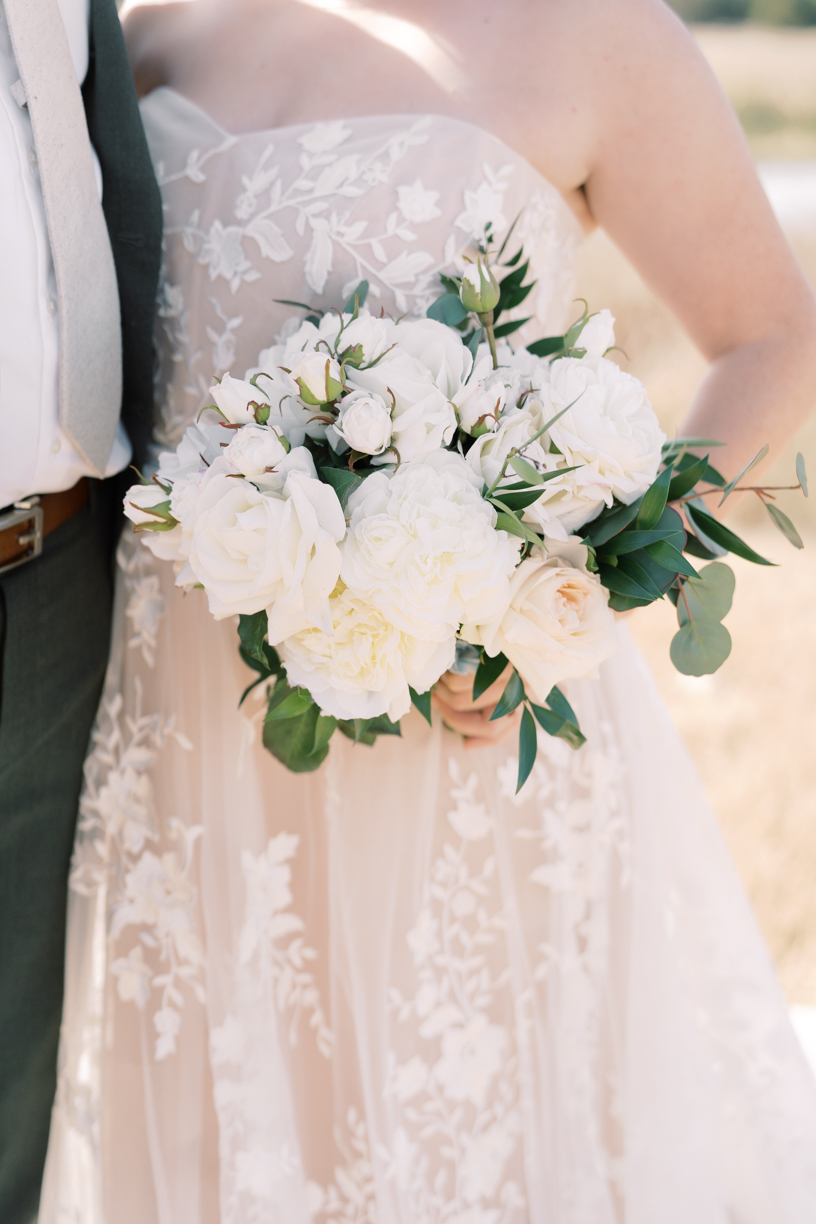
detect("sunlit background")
[577,9,816,1022]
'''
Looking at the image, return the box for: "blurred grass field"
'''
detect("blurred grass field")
[574,24,816,1002]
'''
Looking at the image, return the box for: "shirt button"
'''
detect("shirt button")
[47,296,57,315]
[28,147,38,168]
[50,437,61,454]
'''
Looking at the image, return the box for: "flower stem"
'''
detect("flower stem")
[479,310,498,370]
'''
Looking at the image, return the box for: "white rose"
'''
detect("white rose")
[538,355,665,514]
[209,373,265,424]
[384,316,472,398]
[331,388,393,455]
[185,469,344,635]
[124,481,173,527]
[223,424,288,476]
[462,538,617,704]
[252,444,318,494]
[465,407,550,489]
[155,419,225,482]
[279,584,454,723]
[341,450,521,641]
[335,310,391,365]
[289,352,343,405]
[347,352,456,464]
[575,309,616,361]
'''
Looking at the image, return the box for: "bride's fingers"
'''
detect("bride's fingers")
[433,664,514,713]
[432,694,522,744]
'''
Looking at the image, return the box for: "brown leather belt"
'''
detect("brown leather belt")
[0,478,89,576]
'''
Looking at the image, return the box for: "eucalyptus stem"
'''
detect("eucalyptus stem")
[675,482,803,505]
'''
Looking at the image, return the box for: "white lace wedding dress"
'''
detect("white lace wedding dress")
[40,88,816,1224]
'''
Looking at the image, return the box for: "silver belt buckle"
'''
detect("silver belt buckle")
[0,496,44,576]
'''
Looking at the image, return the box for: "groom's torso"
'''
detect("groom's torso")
[0,0,161,511]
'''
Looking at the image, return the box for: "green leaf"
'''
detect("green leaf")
[320,466,364,509]
[719,444,769,506]
[530,704,586,750]
[684,499,728,556]
[493,317,533,340]
[516,706,538,794]
[490,486,544,512]
[644,540,700,578]
[676,562,736,626]
[274,297,315,311]
[508,454,544,485]
[264,687,316,722]
[600,528,678,556]
[466,328,483,360]
[238,610,271,668]
[263,700,328,773]
[343,280,369,313]
[662,436,726,454]
[765,503,804,549]
[526,335,566,358]
[667,454,709,502]
[494,511,541,547]
[473,651,508,701]
[636,464,674,530]
[683,532,719,561]
[598,563,656,602]
[410,687,433,726]
[545,685,578,725]
[670,619,732,676]
[489,669,525,721]
[583,500,641,547]
[310,714,338,756]
[686,505,775,566]
[797,452,808,498]
[607,591,653,612]
[616,555,666,600]
[427,293,470,326]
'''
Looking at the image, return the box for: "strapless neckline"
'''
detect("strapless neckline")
[145,85,587,237]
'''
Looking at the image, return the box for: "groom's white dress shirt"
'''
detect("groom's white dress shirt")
[0,0,130,508]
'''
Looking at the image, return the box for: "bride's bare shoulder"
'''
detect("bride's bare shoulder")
[121,1,201,97]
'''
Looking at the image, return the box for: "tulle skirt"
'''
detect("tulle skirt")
[40,528,816,1224]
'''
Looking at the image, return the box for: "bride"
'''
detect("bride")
[40,1,816,1221]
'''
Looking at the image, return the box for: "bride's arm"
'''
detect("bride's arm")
[577,0,816,482]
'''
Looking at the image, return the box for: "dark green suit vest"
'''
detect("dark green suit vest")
[82,0,163,471]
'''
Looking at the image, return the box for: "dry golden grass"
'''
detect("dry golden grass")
[573,27,816,1002]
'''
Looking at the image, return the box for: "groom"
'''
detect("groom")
[0,0,161,1218]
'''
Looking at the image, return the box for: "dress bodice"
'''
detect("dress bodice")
[140,87,584,448]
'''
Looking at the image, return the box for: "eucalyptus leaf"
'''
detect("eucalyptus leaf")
[686,505,775,566]
[670,619,732,676]
[797,452,808,497]
[765,503,804,549]
[427,293,470,326]
[410,686,433,726]
[683,532,719,561]
[718,444,769,506]
[473,651,509,701]
[676,562,735,626]
[516,706,538,794]
[489,669,525,721]
[636,464,674,530]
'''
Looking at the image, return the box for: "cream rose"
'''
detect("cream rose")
[462,538,617,704]
[384,316,472,398]
[185,469,345,636]
[208,373,264,424]
[330,389,393,455]
[223,424,289,477]
[279,584,454,723]
[537,355,665,516]
[347,352,456,464]
[341,450,521,641]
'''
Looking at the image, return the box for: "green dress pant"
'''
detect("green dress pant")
[0,484,117,1223]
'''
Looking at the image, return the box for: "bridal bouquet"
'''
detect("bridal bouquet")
[125,237,807,791]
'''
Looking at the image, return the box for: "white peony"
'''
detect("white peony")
[536,355,665,517]
[575,308,616,361]
[462,537,617,705]
[383,316,472,398]
[279,583,454,723]
[184,468,345,637]
[208,373,264,424]
[330,388,393,455]
[223,424,288,477]
[341,450,521,642]
[347,352,456,465]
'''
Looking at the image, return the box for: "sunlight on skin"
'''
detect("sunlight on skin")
[294,0,466,94]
